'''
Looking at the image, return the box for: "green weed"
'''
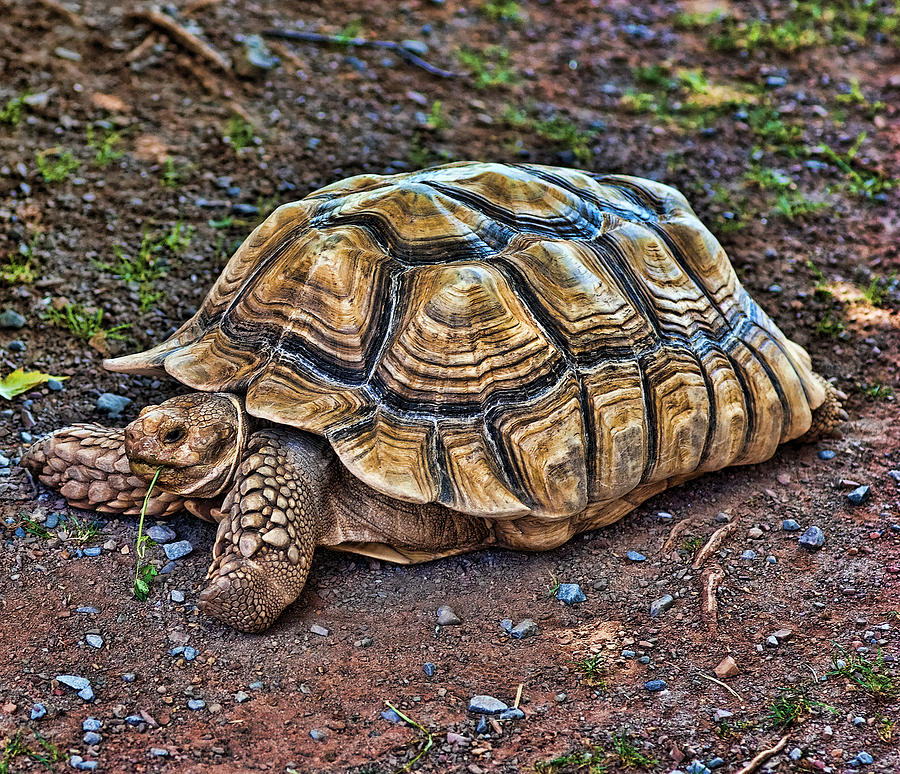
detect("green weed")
[0,93,28,126]
[534,748,608,774]
[0,730,62,773]
[836,77,885,116]
[862,274,894,307]
[104,222,193,311]
[878,715,895,743]
[815,311,845,338]
[458,46,516,89]
[806,259,833,300]
[383,702,434,773]
[772,190,830,221]
[86,125,123,166]
[224,115,256,152]
[35,148,79,183]
[334,19,363,45]
[425,100,450,131]
[610,734,657,769]
[22,517,52,539]
[829,647,898,701]
[672,10,728,29]
[681,535,704,553]
[812,133,896,198]
[407,131,453,169]
[746,106,803,153]
[1,230,40,285]
[863,382,893,401]
[161,156,186,188]
[45,304,129,343]
[133,467,162,601]
[767,688,833,728]
[572,653,606,687]
[505,108,598,163]
[480,0,522,22]
[715,717,754,738]
[66,514,100,546]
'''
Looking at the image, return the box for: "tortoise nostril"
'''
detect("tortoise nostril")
[162,426,186,445]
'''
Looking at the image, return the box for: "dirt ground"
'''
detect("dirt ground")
[1,0,899,772]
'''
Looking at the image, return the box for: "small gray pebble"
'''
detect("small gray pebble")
[401,39,429,55]
[233,690,250,703]
[309,728,327,741]
[96,392,131,418]
[187,699,206,710]
[82,731,101,745]
[626,550,646,562]
[422,662,436,677]
[510,619,538,639]
[57,675,90,691]
[82,718,101,732]
[650,594,675,616]
[31,703,47,720]
[644,679,667,692]
[170,590,185,603]
[468,695,508,714]
[846,485,870,506]
[146,524,176,542]
[707,758,725,770]
[856,751,874,765]
[309,624,330,637]
[381,708,402,723]
[741,550,756,560]
[150,748,169,757]
[818,449,836,460]
[789,748,803,761]
[125,715,144,726]
[798,526,825,550]
[85,634,103,649]
[436,605,461,626]
[78,687,94,702]
[556,583,586,604]
[83,547,101,557]
[782,519,801,531]
[8,340,25,352]
[500,618,513,633]
[121,673,135,683]
[499,707,524,721]
[0,309,26,328]
[163,540,193,560]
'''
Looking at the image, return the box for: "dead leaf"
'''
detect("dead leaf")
[134,134,170,163]
[88,330,110,355]
[91,92,131,113]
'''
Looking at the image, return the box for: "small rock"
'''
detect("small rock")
[187,699,205,711]
[423,662,436,677]
[125,715,144,726]
[309,624,330,637]
[82,718,101,732]
[686,762,711,774]
[818,449,836,460]
[468,695,508,714]
[650,594,674,617]
[476,715,488,735]
[85,634,103,649]
[707,757,725,770]
[82,731,101,745]
[714,655,739,679]
[78,687,94,702]
[771,628,793,642]
[163,540,193,560]
[83,547,101,557]
[182,646,197,661]
[644,679,667,692]
[855,751,874,766]
[401,39,429,55]
[846,485,870,506]
[150,748,169,757]
[557,583,586,604]
[96,393,131,418]
[233,691,250,703]
[146,524,176,542]
[31,703,47,720]
[748,527,763,539]
[799,526,825,550]
[500,618,513,633]
[0,309,26,328]
[499,707,524,721]
[54,46,82,61]
[56,675,90,692]
[436,605,462,625]
[713,708,733,722]
[381,708,403,723]
[170,590,185,603]
[121,673,135,683]
[309,728,327,741]
[626,550,646,562]
[741,550,756,560]
[8,340,25,352]
[766,635,779,647]
[782,519,801,531]
[789,747,803,761]
[510,619,538,639]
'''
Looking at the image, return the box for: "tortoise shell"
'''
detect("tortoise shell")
[108,162,825,519]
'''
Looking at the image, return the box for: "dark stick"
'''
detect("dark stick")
[262,29,458,78]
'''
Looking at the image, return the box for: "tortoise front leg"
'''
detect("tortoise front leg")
[22,425,187,517]
[198,429,335,633]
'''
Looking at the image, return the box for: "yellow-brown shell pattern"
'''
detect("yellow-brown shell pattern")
[113,162,825,519]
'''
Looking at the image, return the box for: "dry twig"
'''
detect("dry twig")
[692,521,737,570]
[182,0,221,15]
[701,565,725,632]
[126,32,159,63]
[174,54,251,123]
[697,670,741,700]
[263,28,457,78]
[735,735,789,774]
[35,0,92,28]
[133,7,231,71]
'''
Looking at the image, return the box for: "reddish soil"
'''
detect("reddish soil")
[0,1,898,772]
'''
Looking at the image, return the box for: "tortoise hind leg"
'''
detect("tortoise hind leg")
[198,430,334,633]
[799,375,849,442]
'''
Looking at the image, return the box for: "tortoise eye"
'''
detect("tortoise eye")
[163,427,186,445]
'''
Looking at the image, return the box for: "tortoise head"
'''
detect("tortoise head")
[124,393,248,497]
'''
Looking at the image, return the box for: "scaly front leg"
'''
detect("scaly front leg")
[22,425,187,517]
[198,429,335,633]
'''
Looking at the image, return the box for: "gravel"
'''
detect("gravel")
[846,485,870,505]
[782,519,801,531]
[556,583,586,604]
[644,679,667,692]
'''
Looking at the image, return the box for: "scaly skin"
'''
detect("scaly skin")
[799,375,849,442]
[199,430,334,632]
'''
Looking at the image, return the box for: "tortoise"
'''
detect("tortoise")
[23,162,846,632]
